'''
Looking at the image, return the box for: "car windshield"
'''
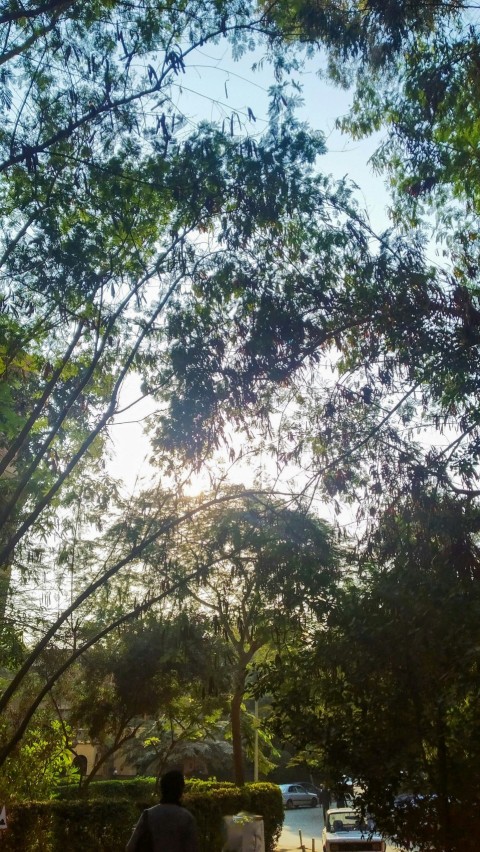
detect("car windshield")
[327,812,376,833]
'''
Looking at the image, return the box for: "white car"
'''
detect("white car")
[279,784,318,809]
[322,808,385,852]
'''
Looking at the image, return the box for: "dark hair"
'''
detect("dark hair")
[160,770,185,804]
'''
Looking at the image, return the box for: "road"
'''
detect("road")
[276,805,404,852]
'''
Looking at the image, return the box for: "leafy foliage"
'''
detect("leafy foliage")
[258,492,480,852]
[1,780,283,852]
[0,718,78,803]
[3,13,480,852]
[66,612,229,783]
[144,1,480,524]
[0,0,354,759]
[158,493,338,782]
[0,0,315,571]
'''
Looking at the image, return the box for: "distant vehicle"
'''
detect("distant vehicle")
[334,777,356,806]
[322,808,385,852]
[291,781,322,798]
[278,784,318,809]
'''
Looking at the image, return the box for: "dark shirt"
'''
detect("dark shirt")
[126,802,199,852]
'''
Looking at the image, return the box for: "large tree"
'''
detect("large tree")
[66,611,228,785]
[1,0,416,767]
[0,486,252,767]
[0,0,318,588]
[151,494,338,784]
[150,1,480,520]
[257,491,480,852]
[4,6,480,826]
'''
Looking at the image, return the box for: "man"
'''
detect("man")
[319,786,331,823]
[126,770,200,852]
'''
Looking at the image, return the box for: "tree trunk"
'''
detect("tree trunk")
[0,561,12,624]
[231,686,244,786]
[437,702,452,852]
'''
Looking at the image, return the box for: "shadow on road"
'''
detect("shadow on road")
[277,806,324,852]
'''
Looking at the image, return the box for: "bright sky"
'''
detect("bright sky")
[108,42,390,498]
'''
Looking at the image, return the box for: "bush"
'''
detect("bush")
[55,776,158,802]
[1,780,283,852]
[244,782,284,851]
[184,781,283,852]
[0,800,137,851]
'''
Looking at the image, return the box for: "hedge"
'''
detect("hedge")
[55,776,159,802]
[1,780,283,852]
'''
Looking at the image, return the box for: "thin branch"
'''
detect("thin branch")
[0,0,75,26]
[0,230,191,552]
[82,722,141,787]
[436,420,480,465]
[0,5,69,67]
[302,382,423,496]
[0,16,271,174]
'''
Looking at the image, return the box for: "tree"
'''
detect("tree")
[153,187,477,516]
[66,611,228,784]
[4,2,480,813]
[0,0,368,760]
[0,486,257,768]
[0,0,331,585]
[148,1,480,521]
[0,715,78,803]
[160,494,338,784]
[258,491,480,852]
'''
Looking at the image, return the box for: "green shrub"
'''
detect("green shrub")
[2,780,283,851]
[0,721,79,803]
[184,781,283,852]
[244,783,284,851]
[185,784,245,852]
[0,800,137,851]
[55,776,158,802]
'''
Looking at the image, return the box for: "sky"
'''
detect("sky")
[108,41,391,498]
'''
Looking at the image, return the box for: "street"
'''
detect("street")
[276,805,404,852]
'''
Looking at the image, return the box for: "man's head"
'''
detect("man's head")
[160,770,185,804]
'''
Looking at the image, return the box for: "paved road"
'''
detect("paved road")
[276,805,404,852]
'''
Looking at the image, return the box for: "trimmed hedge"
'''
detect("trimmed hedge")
[55,776,159,802]
[2,780,283,852]
[0,800,137,851]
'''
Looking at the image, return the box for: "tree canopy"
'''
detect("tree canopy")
[67,611,228,784]
[162,494,338,783]
[0,0,315,575]
[2,4,480,848]
[257,492,480,851]
[150,1,480,519]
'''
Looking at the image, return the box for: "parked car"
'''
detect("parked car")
[279,784,319,809]
[291,781,322,798]
[322,808,385,852]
